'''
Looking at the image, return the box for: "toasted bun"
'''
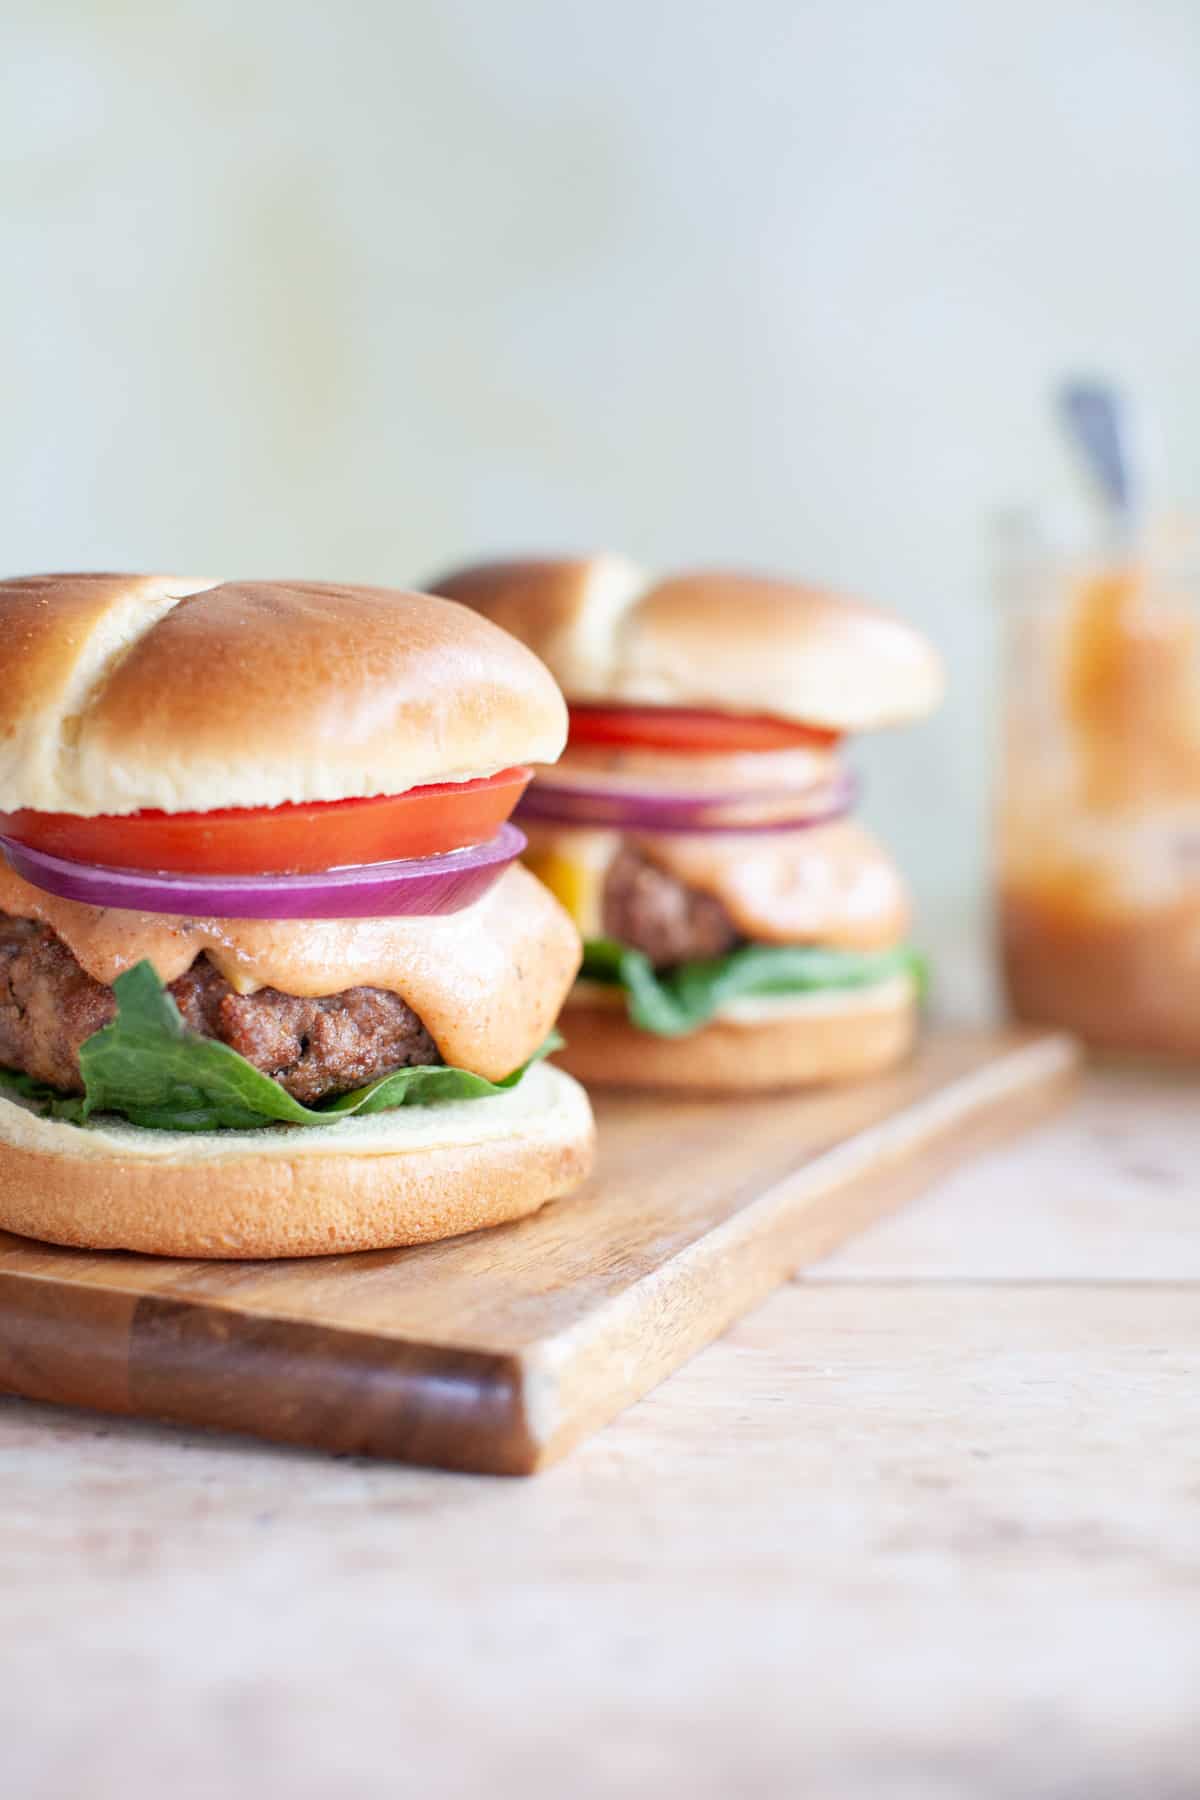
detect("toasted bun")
[0,573,567,814]
[428,556,942,732]
[553,979,917,1091]
[0,1062,593,1258]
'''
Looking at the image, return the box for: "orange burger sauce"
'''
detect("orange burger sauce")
[998,543,1200,1054]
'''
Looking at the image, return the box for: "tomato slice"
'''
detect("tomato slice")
[0,768,532,876]
[567,705,840,754]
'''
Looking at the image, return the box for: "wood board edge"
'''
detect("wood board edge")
[0,1282,542,1475]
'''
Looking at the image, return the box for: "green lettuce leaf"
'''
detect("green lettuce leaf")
[579,937,925,1038]
[0,961,559,1134]
[0,1067,89,1124]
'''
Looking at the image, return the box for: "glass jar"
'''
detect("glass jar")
[995,512,1200,1054]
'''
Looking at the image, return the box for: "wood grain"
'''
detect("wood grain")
[5,1279,1196,1800]
[5,1045,1198,1800]
[0,1025,1078,1473]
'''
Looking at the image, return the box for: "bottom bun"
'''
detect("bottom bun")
[555,977,917,1092]
[0,1062,595,1259]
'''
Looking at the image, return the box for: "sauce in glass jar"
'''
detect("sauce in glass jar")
[997,520,1200,1054]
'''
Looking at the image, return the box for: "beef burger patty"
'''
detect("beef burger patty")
[0,913,440,1103]
[602,846,740,969]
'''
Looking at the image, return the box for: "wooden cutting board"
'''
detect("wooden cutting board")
[0,1025,1077,1475]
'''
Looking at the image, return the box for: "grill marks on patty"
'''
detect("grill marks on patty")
[601,846,740,968]
[0,913,441,1102]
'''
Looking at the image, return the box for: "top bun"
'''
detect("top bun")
[0,574,567,815]
[427,555,943,732]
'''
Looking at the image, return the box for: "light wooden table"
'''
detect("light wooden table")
[3,1058,1198,1799]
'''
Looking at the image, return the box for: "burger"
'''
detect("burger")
[0,574,594,1257]
[427,557,943,1090]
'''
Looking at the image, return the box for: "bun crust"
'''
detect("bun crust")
[0,1064,594,1258]
[429,558,942,732]
[0,574,567,814]
[553,984,917,1091]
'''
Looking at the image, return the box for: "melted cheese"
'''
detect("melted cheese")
[0,861,581,1082]
[523,818,909,949]
[524,828,620,937]
[640,820,909,948]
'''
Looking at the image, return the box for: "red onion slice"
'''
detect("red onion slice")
[517,772,856,834]
[0,824,526,920]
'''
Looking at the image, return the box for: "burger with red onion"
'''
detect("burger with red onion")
[0,573,594,1256]
[428,556,943,1090]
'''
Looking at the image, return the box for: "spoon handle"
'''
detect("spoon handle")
[1057,379,1135,518]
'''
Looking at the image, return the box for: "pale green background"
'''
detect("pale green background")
[3,1,1199,913]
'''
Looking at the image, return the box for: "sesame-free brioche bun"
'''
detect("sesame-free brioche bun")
[0,573,567,815]
[0,1062,594,1258]
[428,556,942,733]
[554,976,917,1091]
